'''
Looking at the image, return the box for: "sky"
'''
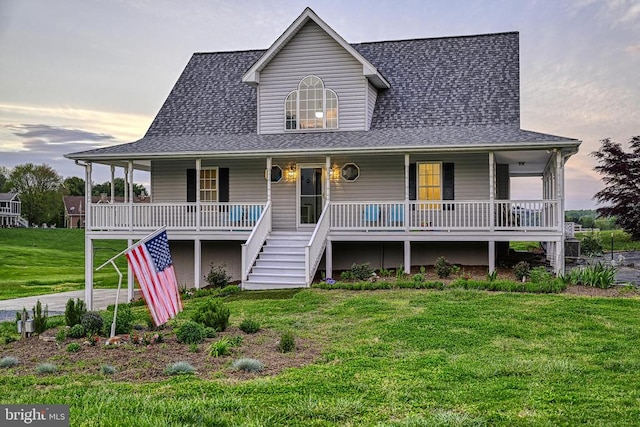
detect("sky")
[0,0,638,209]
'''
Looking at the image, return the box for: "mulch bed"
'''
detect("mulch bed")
[2,326,322,382]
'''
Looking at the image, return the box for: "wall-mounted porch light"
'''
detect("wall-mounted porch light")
[286,164,297,181]
[329,163,340,181]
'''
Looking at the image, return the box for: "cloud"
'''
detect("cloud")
[625,44,640,52]
[5,124,115,145]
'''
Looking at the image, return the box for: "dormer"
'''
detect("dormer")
[242,8,390,134]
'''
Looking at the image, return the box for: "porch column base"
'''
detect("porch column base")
[194,239,201,289]
[85,236,93,311]
[403,240,411,274]
[325,240,333,280]
[488,240,495,273]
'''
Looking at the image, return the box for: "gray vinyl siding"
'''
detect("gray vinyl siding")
[330,155,405,202]
[151,159,267,203]
[366,82,377,130]
[259,21,367,134]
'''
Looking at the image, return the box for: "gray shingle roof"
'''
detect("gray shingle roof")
[67,32,577,160]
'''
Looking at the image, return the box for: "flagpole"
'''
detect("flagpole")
[109,259,122,338]
[96,226,166,271]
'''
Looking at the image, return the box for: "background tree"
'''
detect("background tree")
[63,176,85,196]
[92,178,147,197]
[592,136,640,240]
[8,163,64,226]
[0,166,10,192]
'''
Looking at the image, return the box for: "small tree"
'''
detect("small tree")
[592,136,640,240]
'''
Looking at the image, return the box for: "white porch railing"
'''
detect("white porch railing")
[89,202,267,231]
[0,201,21,216]
[305,203,331,286]
[330,200,559,231]
[241,201,272,283]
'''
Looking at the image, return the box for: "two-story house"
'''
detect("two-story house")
[66,8,580,308]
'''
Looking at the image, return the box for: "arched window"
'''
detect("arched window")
[285,76,338,131]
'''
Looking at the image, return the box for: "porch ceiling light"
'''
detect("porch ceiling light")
[518,162,525,166]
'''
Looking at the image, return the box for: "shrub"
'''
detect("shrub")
[277,330,296,353]
[81,311,104,336]
[192,300,230,331]
[581,233,604,256]
[348,263,374,281]
[66,342,81,353]
[65,298,86,327]
[101,365,116,375]
[513,261,531,281]
[203,327,217,339]
[176,321,205,345]
[189,343,199,353]
[0,356,19,368]
[239,318,260,334]
[32,300,48,334]
[55,329,66,343]
[434,257,453,278]
[165,361,195,376]
[205,263,232,288]
[340,270,354,281]
[231,358,264,373]
[102,304,134,336]
[529,266,553,284]
[412,273,426,283]
[67,324,85,339]
[208,337,231,357]
[36,363,57,375]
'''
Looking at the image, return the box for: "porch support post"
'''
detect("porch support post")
[325,156,331,202]
[488,240,495,273]
[84,162,93,310]
[555,150,565,275]
[123,164,129,202]
[404,240,411,274]
[128,161,134,232]
[266,157,272,202]
[110,165,115,203]
[194,238,201,289]
[325,240,333,280]
[196,158,201,231]
[404,154,410,231]
[489,152,495,231]
[127,238,134,301]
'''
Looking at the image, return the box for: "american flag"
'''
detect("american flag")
[126,230,183,326]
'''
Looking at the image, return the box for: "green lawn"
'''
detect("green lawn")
[2,289,640,426]
[0,228,128,300]
[511,229,640,252]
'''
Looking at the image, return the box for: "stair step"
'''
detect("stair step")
[247,273,306,284]
[242,281,307,290]
[261,246,306,255]
[254,259,305,268]
[252,266,305,275]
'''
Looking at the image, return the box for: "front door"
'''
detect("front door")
[298,165,324,227]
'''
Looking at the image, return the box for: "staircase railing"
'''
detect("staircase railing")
[241,201,272,285]
[305,203,331,286]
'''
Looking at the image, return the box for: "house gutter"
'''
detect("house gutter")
[65,139,582,162]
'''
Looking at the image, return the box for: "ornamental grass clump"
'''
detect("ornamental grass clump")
[101,364,116,375]
[36,363,57,375]
[165,361,195,376]
[0,356,19,368]
[231,358,264,373]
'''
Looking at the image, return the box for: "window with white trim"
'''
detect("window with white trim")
[417,162,441,203]
[285,76,338,131]
[200,168,218,202]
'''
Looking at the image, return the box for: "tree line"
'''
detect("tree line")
[0,164,147,227]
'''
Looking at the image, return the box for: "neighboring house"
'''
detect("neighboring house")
[0,193,25,227]
[66,8,580,307]
[63,195,150,229]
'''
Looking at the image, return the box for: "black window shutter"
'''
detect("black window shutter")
[186,169,196,202]
[443,163,454,200]
[408,163,417,200]
[443,163,454,210]
[219,168,229,202]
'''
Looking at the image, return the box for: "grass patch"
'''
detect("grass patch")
[2,289,640,425]
[576,230,640,252]
[0,228,129,299]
